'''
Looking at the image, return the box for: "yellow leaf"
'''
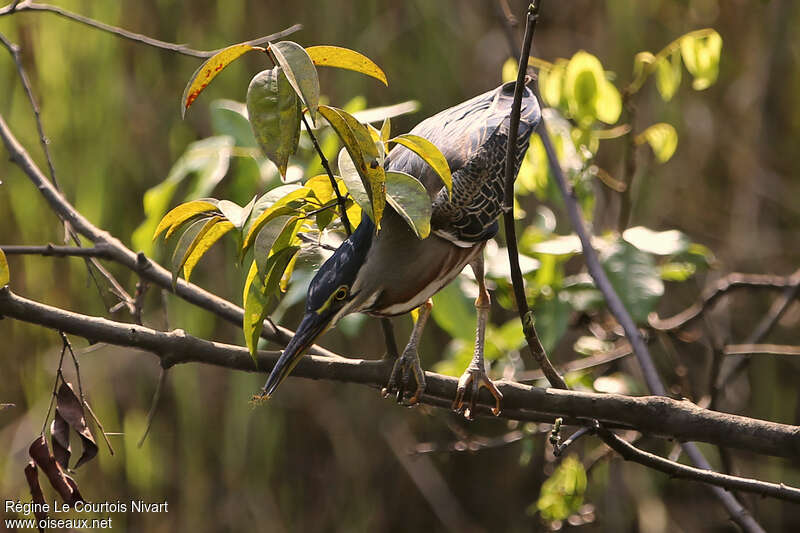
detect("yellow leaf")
[318,105,385,227]
[305,45,388,86]
[154,200,219,240]
[390,134,452,198]
[181,43,260,118]
[243,188,309,249]
[183,221,234,281]
[0,248,9,287]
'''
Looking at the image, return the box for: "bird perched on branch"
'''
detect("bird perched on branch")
[262,79,540,417]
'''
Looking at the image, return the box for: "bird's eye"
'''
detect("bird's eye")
[334,286,349,301]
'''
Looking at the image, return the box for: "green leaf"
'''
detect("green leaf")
[210,100,258,148]
[133,136,233,255]
[622,226,689,256]
[243,247,300,357]
[183,221,234,281]
[390,134,452,198]
[305,45,388,86]
[170,216,220,286]
[182,43,259,118]
[636,123,678,163]
[431,282,476,342]
[254,216,301,276]
[247,67,302,178]
[318,105,386,227]
[153,200,219,240]
[536,292,571,353]
[564,51,620,125]
[533,455,587,521]
[270,41,320,125]
[539,59,567,108]
[0,248,9,287]
[655,50,682,102]
[385,171,432,238]
[337,148,372,218]
[600,239,664,323]
[680,30,722,90]
[660,262,697,282]
[501,57,518,83]
[630,51,656,93]
[243,185,309,249]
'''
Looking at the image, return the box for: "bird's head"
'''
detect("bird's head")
[260,217,374,398]
[487,78,541,133]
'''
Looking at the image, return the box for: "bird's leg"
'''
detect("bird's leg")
[382,299,432,406]
[453,255,503,419]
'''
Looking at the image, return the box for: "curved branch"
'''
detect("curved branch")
[649,270,800,331]
[2,287,800,465]
[0,1,302,58]
[0,112,337,358]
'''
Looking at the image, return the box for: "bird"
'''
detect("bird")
[260,79,541,418]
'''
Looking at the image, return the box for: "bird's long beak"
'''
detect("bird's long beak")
[261,311,331,399]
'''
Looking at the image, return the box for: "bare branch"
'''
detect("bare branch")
[2,287,800,464]
[0,1,301,59]
[724,344,800,356]
[0,111,336,357]
[596,426,800,503]
[1,244,114,258]
[502,3,566,390]
[649,270,800,332]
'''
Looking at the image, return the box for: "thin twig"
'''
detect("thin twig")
[0,244,114,258]
[138,367,167,448]
[724,344,800,356]
[0,111,337,357]
[502,2,566,390]
[649,270,800,331]
[0,1,301,59]
[596,425,800,503]
[41,339,67,435]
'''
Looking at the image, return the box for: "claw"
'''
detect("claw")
[382,350,426,406]
[452,369,503,419]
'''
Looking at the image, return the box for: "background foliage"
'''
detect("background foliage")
[2,1,799,531]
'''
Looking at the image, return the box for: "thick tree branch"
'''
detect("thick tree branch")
[2,287,800,465]
[0,111,337,357]
[0,1,302,58]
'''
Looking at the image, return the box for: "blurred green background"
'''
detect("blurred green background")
[1,1,799,531]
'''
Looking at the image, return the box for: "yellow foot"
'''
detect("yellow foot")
[381,351,426,406]
[452,369,503,419]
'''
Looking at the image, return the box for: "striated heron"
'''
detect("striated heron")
[262,79,540,417]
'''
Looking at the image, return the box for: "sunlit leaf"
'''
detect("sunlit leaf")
[565,51,603,124]
[305,175,344,206]
[539,58,567,108]
[135,136,233,254]
[243,186,309,249]
[247,67,302,178]
[532,234,583,256]
[305,45,388,86]
[380,117,391,143]
[243,247,300,357]
[171,216,219,286]
[623,226,689,256]
[0,248,9,287]
[595,77,622,124]
[630,51,656,93]
[600,239,664,323]
[502,57,518,83]
[636,122,678,163]
[390,133,452,198]
[320,105,385,226]
[655,50,682,102]
[210,100,257,148]
[183,220,234,281]
[338,148,372,218]
[385,171,432,238]
[660,262,697,281]
[680,30,722,90]
[533,455,587,521]
[270,41,320,124]
[182,43,259,118]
